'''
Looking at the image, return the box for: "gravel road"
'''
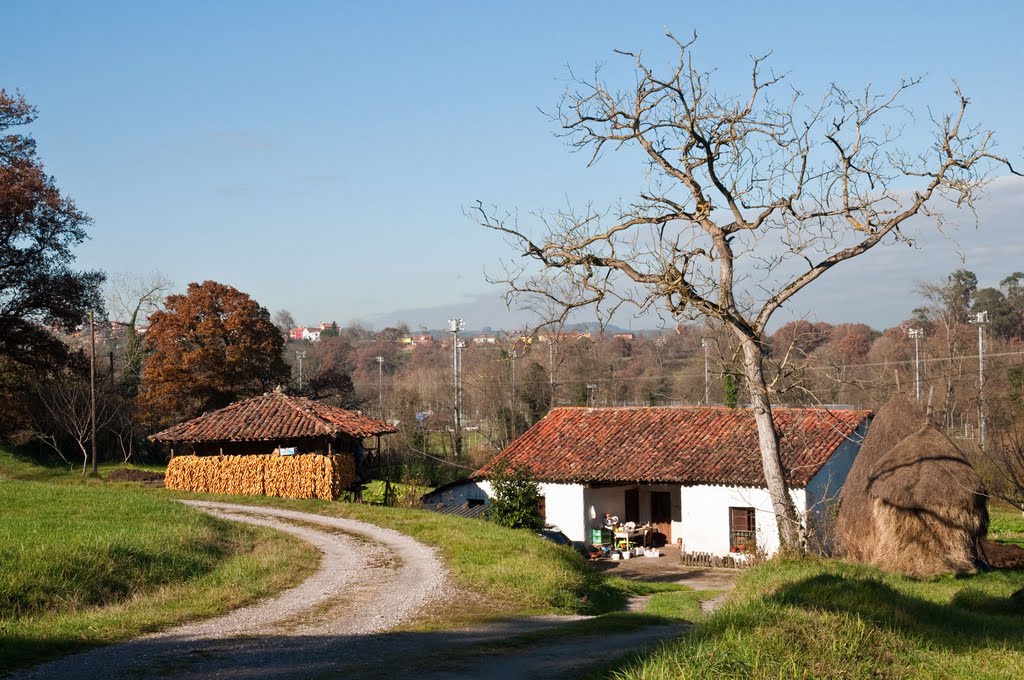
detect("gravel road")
[16,502,730,679]
[15,501,449,680]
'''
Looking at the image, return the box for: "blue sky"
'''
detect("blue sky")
[5,1,1023,331]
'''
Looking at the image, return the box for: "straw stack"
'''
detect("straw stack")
[165,452,356,500]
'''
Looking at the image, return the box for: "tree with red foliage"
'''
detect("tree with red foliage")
[0,90,103,371]
[139,281,288,426]
[0,89,104,439]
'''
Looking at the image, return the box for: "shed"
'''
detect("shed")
[149,390,396,459]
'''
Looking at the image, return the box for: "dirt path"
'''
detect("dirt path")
[16,504,737,679]
[16,501,450,680]
[410,558,739,679]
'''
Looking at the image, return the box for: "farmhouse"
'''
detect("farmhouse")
[150,390,396,459]
[457,406,871,557]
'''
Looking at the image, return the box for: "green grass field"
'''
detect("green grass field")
[13,445,1023,678]
[989,503,1024,548]
[2,449,672,670]
[608,558,1024,679]
[0,451,318,673]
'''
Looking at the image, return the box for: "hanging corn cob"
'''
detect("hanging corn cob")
[164,452,356,500]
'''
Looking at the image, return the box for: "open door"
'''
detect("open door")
[650,491,672,546]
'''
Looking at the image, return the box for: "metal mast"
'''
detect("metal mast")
[449,319,465,456]
[971,311,988,448]
[908,328,923,401]
[375,355,384,416]
[296,351,306,390]
[700,338,710,405]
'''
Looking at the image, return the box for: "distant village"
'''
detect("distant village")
[284,321,635,347]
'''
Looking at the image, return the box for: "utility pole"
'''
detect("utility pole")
[296,351,306,391]
[375,355,384,416]
[700,338,710,405]
[109,336,115,389]
[971,311,988,448]
[449,319,465,456]
[509,340,522,438]
[548,338,556,409]
[908,328,924,401]
[89,309,97,475]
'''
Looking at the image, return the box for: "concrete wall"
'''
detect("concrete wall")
[805,420,868,552]
[680,484,806,557]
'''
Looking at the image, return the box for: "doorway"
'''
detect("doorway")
[650,491,672,546]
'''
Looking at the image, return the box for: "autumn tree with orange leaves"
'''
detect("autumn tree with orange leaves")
[139,281,288,426]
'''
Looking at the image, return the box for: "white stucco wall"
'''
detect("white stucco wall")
[805,420,868,551]
[582,486,626,526]
[680,484,807,557]
[539,483,586,541]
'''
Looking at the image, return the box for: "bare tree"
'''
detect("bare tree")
[32,373,116,473]
[106,271,173,392]
[273,309,296,334]
[473,34,1019,551]
[984,431,1024,511]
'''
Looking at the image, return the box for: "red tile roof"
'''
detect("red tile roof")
[475,406,871,488]
[150,391,397,443]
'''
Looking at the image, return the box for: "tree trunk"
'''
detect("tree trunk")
[739,336,802,552]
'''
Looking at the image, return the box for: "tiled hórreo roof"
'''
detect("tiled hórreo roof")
[475,406,871,488]
[150,391,396,443]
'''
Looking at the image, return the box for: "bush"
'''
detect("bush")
[488,461,543,531]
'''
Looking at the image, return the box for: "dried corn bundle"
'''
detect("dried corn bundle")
[164,452,356,500]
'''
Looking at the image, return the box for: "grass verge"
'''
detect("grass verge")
[605,557,1024,679]
[0,472,317,673]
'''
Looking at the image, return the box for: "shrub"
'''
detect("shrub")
[488,461,543,531]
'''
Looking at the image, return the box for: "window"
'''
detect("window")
[729,507,756,553]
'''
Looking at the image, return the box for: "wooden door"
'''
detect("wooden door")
[624,489,639,523]
[650,491,672,545]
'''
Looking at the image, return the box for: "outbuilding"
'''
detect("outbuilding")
[150,389,396,463]
[468,405,871,557]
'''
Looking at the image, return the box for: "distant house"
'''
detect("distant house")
[287,325,332,342]
[465,406,870,556]
[390,334,434,350]
[536,331,591,342]
[613,333,635,341]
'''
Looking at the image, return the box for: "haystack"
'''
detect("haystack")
[836,393,926,560]
[836,394,988,578]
